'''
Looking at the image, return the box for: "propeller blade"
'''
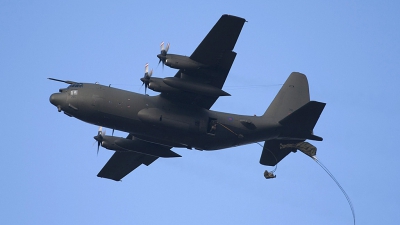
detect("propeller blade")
[140,78,147,94]
[98,126,103,134]
[160,41,164,51]
[165,43,170,53]
[95,126,104,156]
[160,41,170,54]
[145,63,149,74]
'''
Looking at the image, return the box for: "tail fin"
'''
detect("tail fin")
[263,72,310,121]
[259,72,326,166]
[263,72,325,140]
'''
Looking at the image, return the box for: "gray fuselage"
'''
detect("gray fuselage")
[50,83,281,150]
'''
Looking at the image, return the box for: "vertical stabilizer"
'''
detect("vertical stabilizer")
[259,72,326,167]
[263,72,310,121]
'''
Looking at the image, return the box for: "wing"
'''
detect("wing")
[163,15,246,109]
[190,14,245,67]
[97,134,174,181]
[97,151,158,181]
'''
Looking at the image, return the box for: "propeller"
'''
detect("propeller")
[48,78,76,85]
[157,41,170,68]
[140,63,153,94]
[93,126,106,155]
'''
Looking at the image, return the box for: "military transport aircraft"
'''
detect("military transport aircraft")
[49,15,325,181]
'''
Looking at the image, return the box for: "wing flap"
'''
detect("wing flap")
[114,138,181,158]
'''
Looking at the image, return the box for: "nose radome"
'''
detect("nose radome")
[49,93,56,106]
[49,93,63,108]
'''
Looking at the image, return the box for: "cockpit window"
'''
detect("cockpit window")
[70,90,78,96]
[68,83,83,88]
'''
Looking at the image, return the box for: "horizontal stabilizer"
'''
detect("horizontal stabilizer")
[279,101,325,131]
[260,140,295,166]
[278,101,325,141]
[260,141,318,166]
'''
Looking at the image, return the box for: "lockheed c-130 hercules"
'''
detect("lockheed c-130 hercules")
[49,15,326,181]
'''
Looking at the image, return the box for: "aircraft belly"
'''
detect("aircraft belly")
[131,126,240,150]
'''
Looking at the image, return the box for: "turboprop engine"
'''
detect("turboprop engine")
[142,74,230,97]
[157,42,208,70]
[93,127,181,158]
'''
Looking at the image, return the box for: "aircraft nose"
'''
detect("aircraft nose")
[49,93,64,112]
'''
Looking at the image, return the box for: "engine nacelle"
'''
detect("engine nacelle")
[147,77,179,93]
[164,54,206,70]
[147,76,230,97]
[163,77,230,97]
[100,134,181,157]
[99,136,129,152]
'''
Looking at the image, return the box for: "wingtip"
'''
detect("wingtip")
[97,174,121,182]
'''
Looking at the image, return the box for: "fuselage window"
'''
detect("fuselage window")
[208,118,217,135]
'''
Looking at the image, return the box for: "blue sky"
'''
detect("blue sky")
[1,1,399,224]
